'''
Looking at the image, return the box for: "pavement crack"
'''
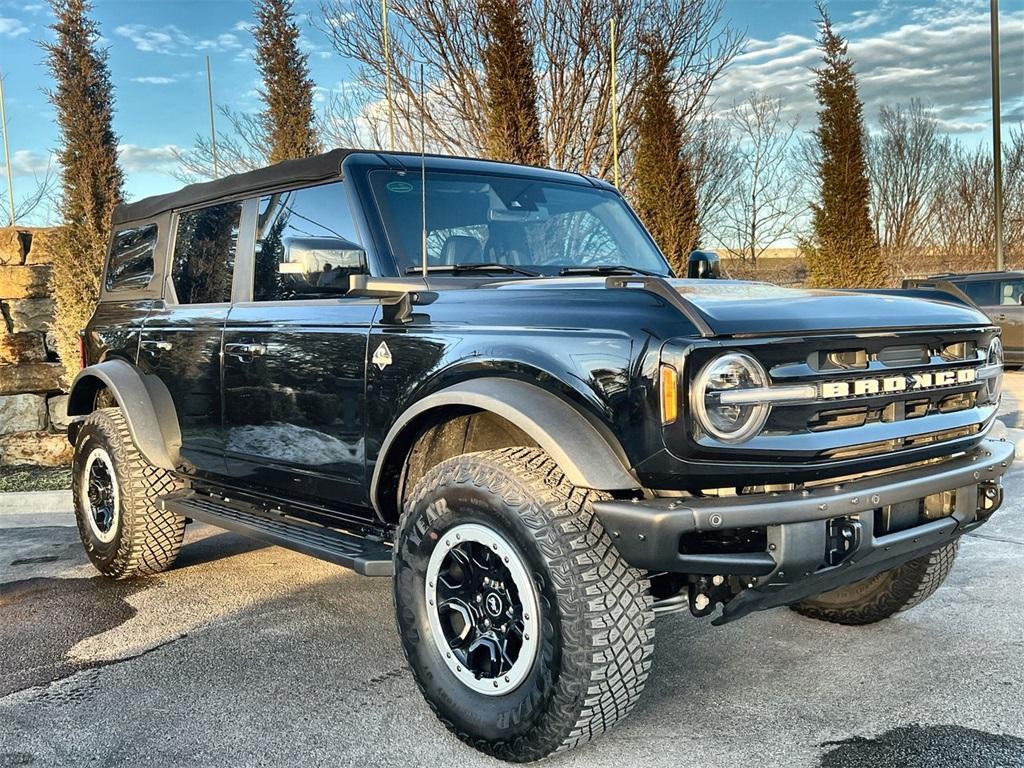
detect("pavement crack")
[965,531,1024,547]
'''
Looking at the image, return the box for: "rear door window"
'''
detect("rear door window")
[106,223,157,291]
[958,280,997,307]
[998,279,1024,305]
[171,201,242,305]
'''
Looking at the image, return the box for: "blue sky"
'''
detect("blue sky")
[0,0,1022,223]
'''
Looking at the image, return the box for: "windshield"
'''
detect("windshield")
[367,169,671,276]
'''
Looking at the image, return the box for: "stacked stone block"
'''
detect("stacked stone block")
[0,227,73,466]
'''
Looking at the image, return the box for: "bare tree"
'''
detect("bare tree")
[0,162,58,226]
[868,100,949,274]
[172,106,268,183]
[713,92,803,265]
[318,0,741,184]
[1003,126,1024,267]
[930,142,996,271]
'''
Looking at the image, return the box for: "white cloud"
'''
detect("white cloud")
[21,4,44,13]
[115,24,244,56]
[712,1,1024,135]
[117,144,183,174]
[115,23,192,55]
[197,32,243,52]
[129,75,179,85]
[0,16,28,36]
[1,149,52,177]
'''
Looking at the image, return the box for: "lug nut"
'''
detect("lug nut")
[694,594,710,611]
[712,575,725,586]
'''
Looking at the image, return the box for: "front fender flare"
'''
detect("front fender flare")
[67,359,182,471]
[370,378,640,514]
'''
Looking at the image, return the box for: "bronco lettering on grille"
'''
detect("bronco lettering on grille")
[820,368,976,399]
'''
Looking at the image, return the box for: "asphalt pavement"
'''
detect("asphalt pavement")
[1,375,1023,768]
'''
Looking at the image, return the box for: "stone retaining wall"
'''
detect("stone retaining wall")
[0,227,72,466]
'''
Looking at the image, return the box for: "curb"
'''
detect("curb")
[0,489,73,516]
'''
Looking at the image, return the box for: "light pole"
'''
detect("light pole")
[0,71,15,226]
[991,0,1004,271]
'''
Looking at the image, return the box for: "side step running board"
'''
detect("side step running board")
[161,491,394,576]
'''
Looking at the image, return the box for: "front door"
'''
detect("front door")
[138,198,246,478]
[221,181,378,517]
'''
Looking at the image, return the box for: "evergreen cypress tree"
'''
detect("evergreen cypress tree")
[633,36,699,275]
[43,0,124,385]
[480,0,546,166]
[253,0,320,163]
[803,4,887,287]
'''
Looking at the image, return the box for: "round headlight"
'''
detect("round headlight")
[987,337,1004,403]
[692,352,770,443]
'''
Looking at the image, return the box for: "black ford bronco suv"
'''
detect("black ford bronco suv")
[68,149,1013,761]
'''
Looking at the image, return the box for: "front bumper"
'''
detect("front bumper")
[593,438,1015,624]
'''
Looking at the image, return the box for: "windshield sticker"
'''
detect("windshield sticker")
[386,181,414,193]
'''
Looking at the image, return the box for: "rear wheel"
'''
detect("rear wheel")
[394,447,654,761]
[792,542,958,625]
[73,407,186,578]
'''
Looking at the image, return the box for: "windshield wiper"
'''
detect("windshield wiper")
[558,264,665,277]
[406,263,540,277]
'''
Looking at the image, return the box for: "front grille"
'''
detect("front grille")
[677,326,998,464]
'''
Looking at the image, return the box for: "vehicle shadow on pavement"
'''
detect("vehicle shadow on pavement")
[172,526,271,569]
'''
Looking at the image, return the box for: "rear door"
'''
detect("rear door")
[994,277,1024,363]
[137,198,250,478]
[221,181,378,517]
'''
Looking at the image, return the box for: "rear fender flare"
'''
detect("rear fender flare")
[67,359,182,471]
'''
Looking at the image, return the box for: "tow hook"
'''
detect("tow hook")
[978,481,1003,520]
[825,517,862,567]
[689,575,730,617]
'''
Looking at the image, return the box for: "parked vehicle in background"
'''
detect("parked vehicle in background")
[66,149,1013,762]
[905,271,1024,367]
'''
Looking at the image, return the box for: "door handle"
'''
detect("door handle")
[141,339,173,352]
[224,342,268,358]
[996,314,1007,321]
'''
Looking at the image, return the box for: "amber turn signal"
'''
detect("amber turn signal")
[660,364,678,425]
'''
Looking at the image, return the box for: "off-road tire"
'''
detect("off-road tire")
[394,447,654,762]
[72,407,185,578]
[791,542,959,625]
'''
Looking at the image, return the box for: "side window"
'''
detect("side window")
[254,181,366,301]
[998,279,1024,305]
[171,201,242,305]
[959,280,997,307]
[106,223,157,291]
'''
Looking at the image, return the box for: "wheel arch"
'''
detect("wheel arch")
[67,359,182,471]
[370,377,639,522]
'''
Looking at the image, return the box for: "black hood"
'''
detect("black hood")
[480,277,991,336]
[667,280,990,335]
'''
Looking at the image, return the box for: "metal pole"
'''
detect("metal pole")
[610,18,619,189]
[991,0,1004,271]
[207,56,219,179]
[382,0,395,151]
[0,71,16,226]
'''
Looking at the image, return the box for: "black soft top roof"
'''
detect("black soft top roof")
[112,148,353,225]
[112,147,608,227]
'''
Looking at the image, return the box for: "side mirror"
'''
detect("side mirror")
[687,250,722,280]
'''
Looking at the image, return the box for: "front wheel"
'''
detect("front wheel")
[394,447,654,762]
[792,542,959,625]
